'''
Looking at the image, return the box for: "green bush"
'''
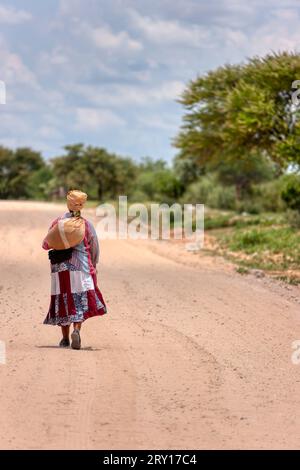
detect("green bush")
[181,176,215,204]
[253,178,286,212]
[281,174,300,212]
[136,168,183,203]
[182,175,236,210]
[129,189,150,203]
[207,185,236,210]
[236,199,262,214]
[182,172,285,213]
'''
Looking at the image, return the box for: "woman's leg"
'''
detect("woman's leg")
[61,325,70,339]
[59,325,70,347]
[73,322,82,330]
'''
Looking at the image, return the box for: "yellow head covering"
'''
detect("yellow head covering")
[67,190,87,212]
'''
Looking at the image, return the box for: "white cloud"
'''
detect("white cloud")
[221,28,248,48]
[38,125,63,139]
[89,24,142,51]
[75,107,125,130]
[129,9,209,46]
[72,80,185,107]
[58,0,84,17]
[73,20,143,52]
[241,8,300,56]
[0,4,32,24]
[1,50,37,86]
[48,48,69,65]
[0,34,38,87]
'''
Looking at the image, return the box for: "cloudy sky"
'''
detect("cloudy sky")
[0,0,300,162]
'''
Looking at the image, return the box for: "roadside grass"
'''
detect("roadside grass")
[204,210,285,230]
[275,275,300,285]
[203,209,300,281]
[217,226,300,269]
[235,266,250,275]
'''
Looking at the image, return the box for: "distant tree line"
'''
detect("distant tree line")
[0,144,182,204]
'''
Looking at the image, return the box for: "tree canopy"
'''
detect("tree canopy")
[174,52,300,171]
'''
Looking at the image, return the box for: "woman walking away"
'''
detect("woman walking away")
[42,190,107,349]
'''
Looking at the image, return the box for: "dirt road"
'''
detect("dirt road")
[0,201,300,449]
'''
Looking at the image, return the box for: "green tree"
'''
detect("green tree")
[215,154,278,199]
[135,158,183,202]
[26,166,53,200]
[51,144,139,201]
[173,155,205,187]
[0,146,14,199]
[174,52,300,172]
[0,146,46,199]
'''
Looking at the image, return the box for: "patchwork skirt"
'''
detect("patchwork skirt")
[44,261,107,326]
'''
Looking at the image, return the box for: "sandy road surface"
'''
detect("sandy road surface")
[0,201,300,449]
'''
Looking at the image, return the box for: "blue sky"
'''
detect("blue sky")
[0,0,300,162]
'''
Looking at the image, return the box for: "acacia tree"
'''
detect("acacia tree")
[173,52,300,195]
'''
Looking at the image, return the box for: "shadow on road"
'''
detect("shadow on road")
[35,345,101,351]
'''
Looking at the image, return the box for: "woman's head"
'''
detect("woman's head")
[66,190,87,213]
